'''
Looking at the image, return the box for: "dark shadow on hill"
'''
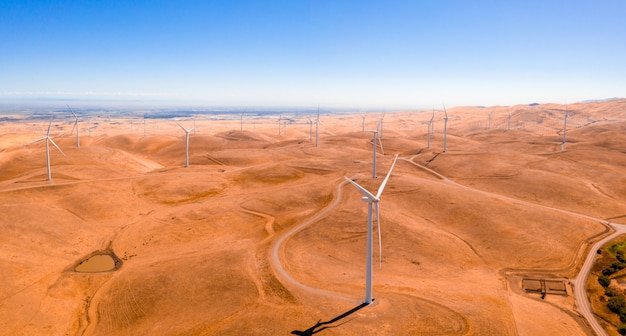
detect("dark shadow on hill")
[291,302,368,335]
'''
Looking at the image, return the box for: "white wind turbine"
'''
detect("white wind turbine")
[367,129,380,179]
[240,108,246,132]
[315,106,320,147]
[67,105,80,148]
[25,120,65,181]
[344,154,398,304]
[562,105,568,145]
[507,109,511,131]
[376,119,385,156]
[177,122,194,168]
[443,104,449,152]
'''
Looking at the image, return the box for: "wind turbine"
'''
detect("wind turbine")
[25,120,65,181]
[367,130,379,178]
[375,119,385,156]
[67,105,80,148]
[177,122,194,168]
[507,109,511,131]
[562,105,568,145]
[344,154,398,304]
[443,104,449,153]
[240,108,246,132]
[315,106,320,147]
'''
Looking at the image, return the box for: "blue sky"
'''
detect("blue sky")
[0,0,624,108]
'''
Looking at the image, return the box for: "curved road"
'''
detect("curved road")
[572,223,626,336]
[270,178,361,303]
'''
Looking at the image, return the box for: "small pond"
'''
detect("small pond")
[75,253,121,273]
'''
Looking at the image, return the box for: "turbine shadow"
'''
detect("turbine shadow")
[291,302,368,335]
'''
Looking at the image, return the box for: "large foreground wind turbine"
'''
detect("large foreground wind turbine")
[177,122,194,168]
[26,120,65,181]
[344,154,398,304]
[67,105,80,148]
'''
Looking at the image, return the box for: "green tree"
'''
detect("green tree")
[608,296,626,314]
[599,275,611,287]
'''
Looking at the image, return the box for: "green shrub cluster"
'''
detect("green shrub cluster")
[598,244,626,334]
[602,261,626,276]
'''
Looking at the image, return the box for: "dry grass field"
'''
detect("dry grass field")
[1,99,625,335]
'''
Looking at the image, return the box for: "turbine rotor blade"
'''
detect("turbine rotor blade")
[48,137,66,156]
[375,202,382,268]
[25,137,46,146]
[377,133,385,156]
[176,122,188,132]
[344,176,376,201]
[69,120,77,136]
[67,105,78,120]
[375,154,398,199]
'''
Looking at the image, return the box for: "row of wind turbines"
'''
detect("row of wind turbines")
[20,103,575,306]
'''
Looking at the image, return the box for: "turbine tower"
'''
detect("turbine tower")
[344,154,398,304]
[177,122,194,168]
[443,105,449,152]
[26,120,65,181]
[67,105,80,148]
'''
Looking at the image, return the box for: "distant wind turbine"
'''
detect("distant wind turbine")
[315,106,320,147]
[507,109,511,131]
[25,120,65,181]
[67,105,80,148]
[367,130,379,178]
[177,122,194,168]
[443,104,449,152]
[562,105,568,145]
[240,108,246,131]
[344,154,398,304]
